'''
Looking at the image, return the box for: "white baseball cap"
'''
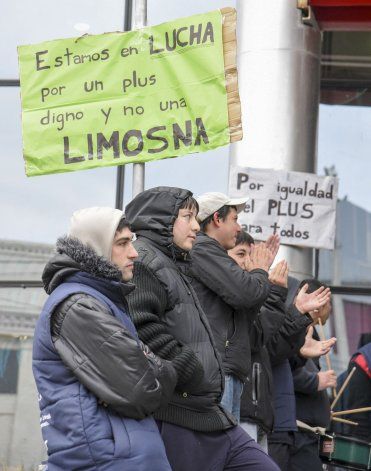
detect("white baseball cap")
[196,192,248,222]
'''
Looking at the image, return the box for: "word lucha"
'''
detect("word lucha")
[149,22,214,54]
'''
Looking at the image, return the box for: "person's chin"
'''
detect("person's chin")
[226,241,236,250]
[179,242,192,252]
[122,269,134,282]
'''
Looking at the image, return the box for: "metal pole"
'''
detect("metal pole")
[132,0,147,198]
[115,0,133,210]
[230,0,322,280]
[0,79,20,86]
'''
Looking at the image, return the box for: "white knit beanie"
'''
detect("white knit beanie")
[69,207,124,261]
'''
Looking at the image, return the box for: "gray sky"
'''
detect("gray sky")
[0,0,370,244]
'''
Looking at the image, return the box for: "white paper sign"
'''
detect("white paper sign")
[229,166,338,249]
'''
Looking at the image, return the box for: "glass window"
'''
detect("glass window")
[0,287,47,468]
[319,293,371,374]
[0,338,20,394]
[317,104,371,287]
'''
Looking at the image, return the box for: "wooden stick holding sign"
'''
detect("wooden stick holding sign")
[221,7,242,143]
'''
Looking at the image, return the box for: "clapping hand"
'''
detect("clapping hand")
[295,284,331,317]
[268,260,289,288]
[300,326,336,358]
[248,243,272,272]
[265,234,280,267]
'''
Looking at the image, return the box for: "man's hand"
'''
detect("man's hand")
[317,370,337,391]
[265,234,280,267]
[268,260,289,288]
[295,284,331,316]
[249,243,272,272]
[300,326,336,358]
[243,252,254,272]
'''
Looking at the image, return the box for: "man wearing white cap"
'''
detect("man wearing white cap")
[32,207,176,470]
[191,192,278,422]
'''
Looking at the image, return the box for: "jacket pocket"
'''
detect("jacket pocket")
[106,413,131,459]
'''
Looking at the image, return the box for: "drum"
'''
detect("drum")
[319,433,371,470]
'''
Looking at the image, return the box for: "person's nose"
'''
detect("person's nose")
[129,244,138,260]
[192,217,200,233]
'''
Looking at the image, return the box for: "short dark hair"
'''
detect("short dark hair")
[235,231,255,247]
[116,216,131,233]
[298,278,328,294]
[199,205,236,232]
[179,195,199,213]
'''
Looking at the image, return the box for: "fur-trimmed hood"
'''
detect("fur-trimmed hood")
[43,236,133,295]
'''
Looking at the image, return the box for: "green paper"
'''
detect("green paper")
[18,10,230,177]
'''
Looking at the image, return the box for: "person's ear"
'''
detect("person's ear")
[213,212,221,227]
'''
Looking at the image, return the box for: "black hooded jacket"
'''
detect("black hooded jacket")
[240,284,312,432]
[126,187,236,432]
[240,285,287,432]
[190,232,271,381]
[43,236,177,419]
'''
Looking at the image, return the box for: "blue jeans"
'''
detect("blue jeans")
[221,374,243,422]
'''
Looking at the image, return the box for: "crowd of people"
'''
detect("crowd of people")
[33,185,369,471]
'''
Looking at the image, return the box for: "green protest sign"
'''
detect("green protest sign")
[18,8,241,177]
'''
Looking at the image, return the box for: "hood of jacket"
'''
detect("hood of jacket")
[42,236,134,299]
[69,206,123,261]
[125,186,194,259]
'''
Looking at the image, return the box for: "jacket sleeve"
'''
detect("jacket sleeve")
[248,285,286,353]
[263,301,312,366]
[127,261,205,389]
[249,317,265,353]
[258,285,288,341]
[51,293,177,420]
[291,360,319,394]
[191,239,270,311]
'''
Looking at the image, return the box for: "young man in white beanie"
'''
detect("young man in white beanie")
[33,207,176,471]
[190,192,279,422]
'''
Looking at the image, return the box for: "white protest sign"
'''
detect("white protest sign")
[229,166,338,249]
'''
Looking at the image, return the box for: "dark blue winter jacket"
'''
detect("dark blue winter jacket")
[33,255,173,470]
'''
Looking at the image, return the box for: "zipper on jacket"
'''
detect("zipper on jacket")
[225,314,236,351]
[252,362,261,406]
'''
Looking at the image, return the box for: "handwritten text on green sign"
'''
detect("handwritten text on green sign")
[18,10,230,176]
